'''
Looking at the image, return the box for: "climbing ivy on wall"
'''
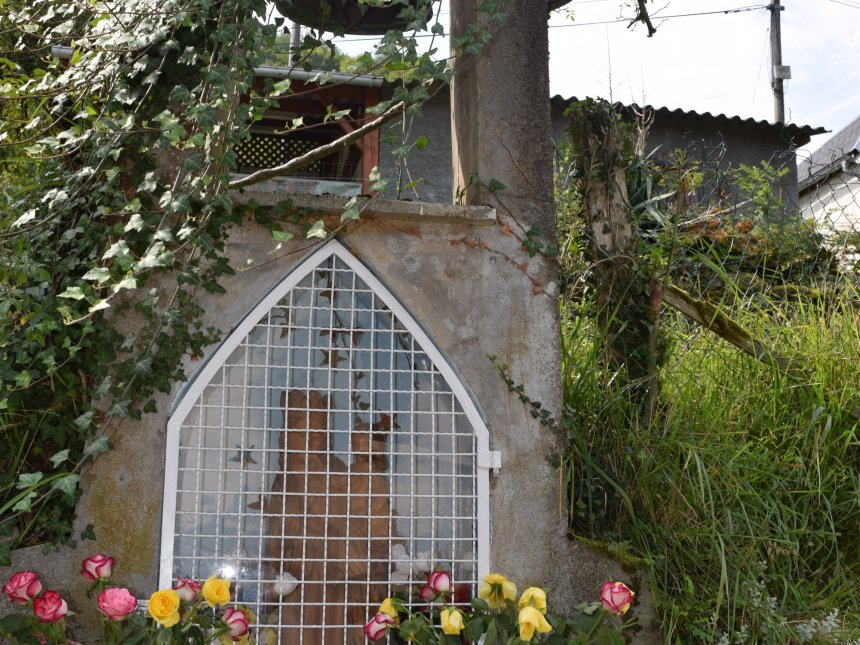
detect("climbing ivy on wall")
[0,0,511,559]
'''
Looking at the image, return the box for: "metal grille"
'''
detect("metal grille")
[160,240,490,644]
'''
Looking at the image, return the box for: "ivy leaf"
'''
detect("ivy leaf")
[49,449,71,468]
[82,267,111,284]
[487,178,506,193]
[59,286,86,300]
[16,472,44,490]
[74,411,94,431]
[124,213,145,232]
[88,299,110,313]
[306,220,327,239]
[138,172,157,194]
[341,197,360,223]
[12,492,36,513]
[272,230,294,242]
[51,474,80,496]
[84,436,110,458]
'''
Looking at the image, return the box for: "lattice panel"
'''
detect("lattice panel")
[235,132,325,175]
[162,242,488,644]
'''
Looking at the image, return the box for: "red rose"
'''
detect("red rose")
[364,612,396,641]
[3,571,42,604]
[81,554,114,581]
[427,571,452,594]
[97,587,137,621]
[222,607,250,641]
[33,591,68,623]
[172,576,202,602]
[599,581,634,615]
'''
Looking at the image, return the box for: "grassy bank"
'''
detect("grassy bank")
[560,290,860,643]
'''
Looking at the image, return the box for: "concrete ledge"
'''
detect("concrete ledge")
[228,190,497,225]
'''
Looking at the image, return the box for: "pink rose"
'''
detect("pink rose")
[172,577,202,602]
[427,571,452,594]
[222,607,250,641]
[81,554,114,581]
[3,571,42,604]
[418,584,435,602]
[97,587,137,621]
[599,581,634,615]
[364,612,396,641]
[33,591,68,623]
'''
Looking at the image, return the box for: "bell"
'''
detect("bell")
[273,0,429,36]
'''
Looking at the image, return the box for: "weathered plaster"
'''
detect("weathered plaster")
[1,198,657,641]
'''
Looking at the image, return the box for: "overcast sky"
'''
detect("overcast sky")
[328,0,860,152]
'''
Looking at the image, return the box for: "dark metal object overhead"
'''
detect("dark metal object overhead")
[273,0,423,35]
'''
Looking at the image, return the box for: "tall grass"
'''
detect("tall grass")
[561,288,860,643]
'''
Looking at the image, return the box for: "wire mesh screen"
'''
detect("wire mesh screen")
[165,247,481,643]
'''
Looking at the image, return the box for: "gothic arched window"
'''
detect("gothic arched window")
[159,239,493,643]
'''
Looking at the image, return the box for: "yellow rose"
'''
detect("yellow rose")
[518,587,548,614]
[478,573,517,608]
[378,597,399,624]
[517,606,552,641]
[202,576,231,608]
[440,608,465,635]
[147,589,180,627]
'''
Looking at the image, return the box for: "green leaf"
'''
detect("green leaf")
[59,286,86,300]
[16,472,44,490]
[415,135,428,150]
[82,267,111,284]
[11,492,36,513]
[484,618,499,645]
[49,449,71,468]
[341,197,360,222]
[306,220,327,239]
[84,435,110,458]
[471,597,490,611]
[14,370,31,388]
[272,230,294,242]
[88,299,110,313]
[51,474,80,496]
[80,524,96,541]
[464,616,485,640]
[487,178,506,193]
[595,625,626,645]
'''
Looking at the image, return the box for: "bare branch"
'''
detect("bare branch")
[628,0,657,37]
[661,284,860,421]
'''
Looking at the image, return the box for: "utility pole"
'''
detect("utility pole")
[769,1,791,123]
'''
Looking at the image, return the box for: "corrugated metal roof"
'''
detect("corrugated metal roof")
[797,113,860,191]
[550,95,827,144]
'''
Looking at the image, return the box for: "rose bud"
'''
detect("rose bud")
[33,591,68,623]
[419,585,435,602]
[97,587,137,621]
[3,571,42,604]
[426,571,452,594]
[363,612,396,641]
[172,577,202,602]
[81,554,115,581]
[599,581,635,615]
[222,607,250,641]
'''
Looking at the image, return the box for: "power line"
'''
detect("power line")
[329,4,768,43]
[547,4,768,29]
[822,0,860,9]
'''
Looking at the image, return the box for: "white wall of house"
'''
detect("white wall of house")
[800,170,860,233]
